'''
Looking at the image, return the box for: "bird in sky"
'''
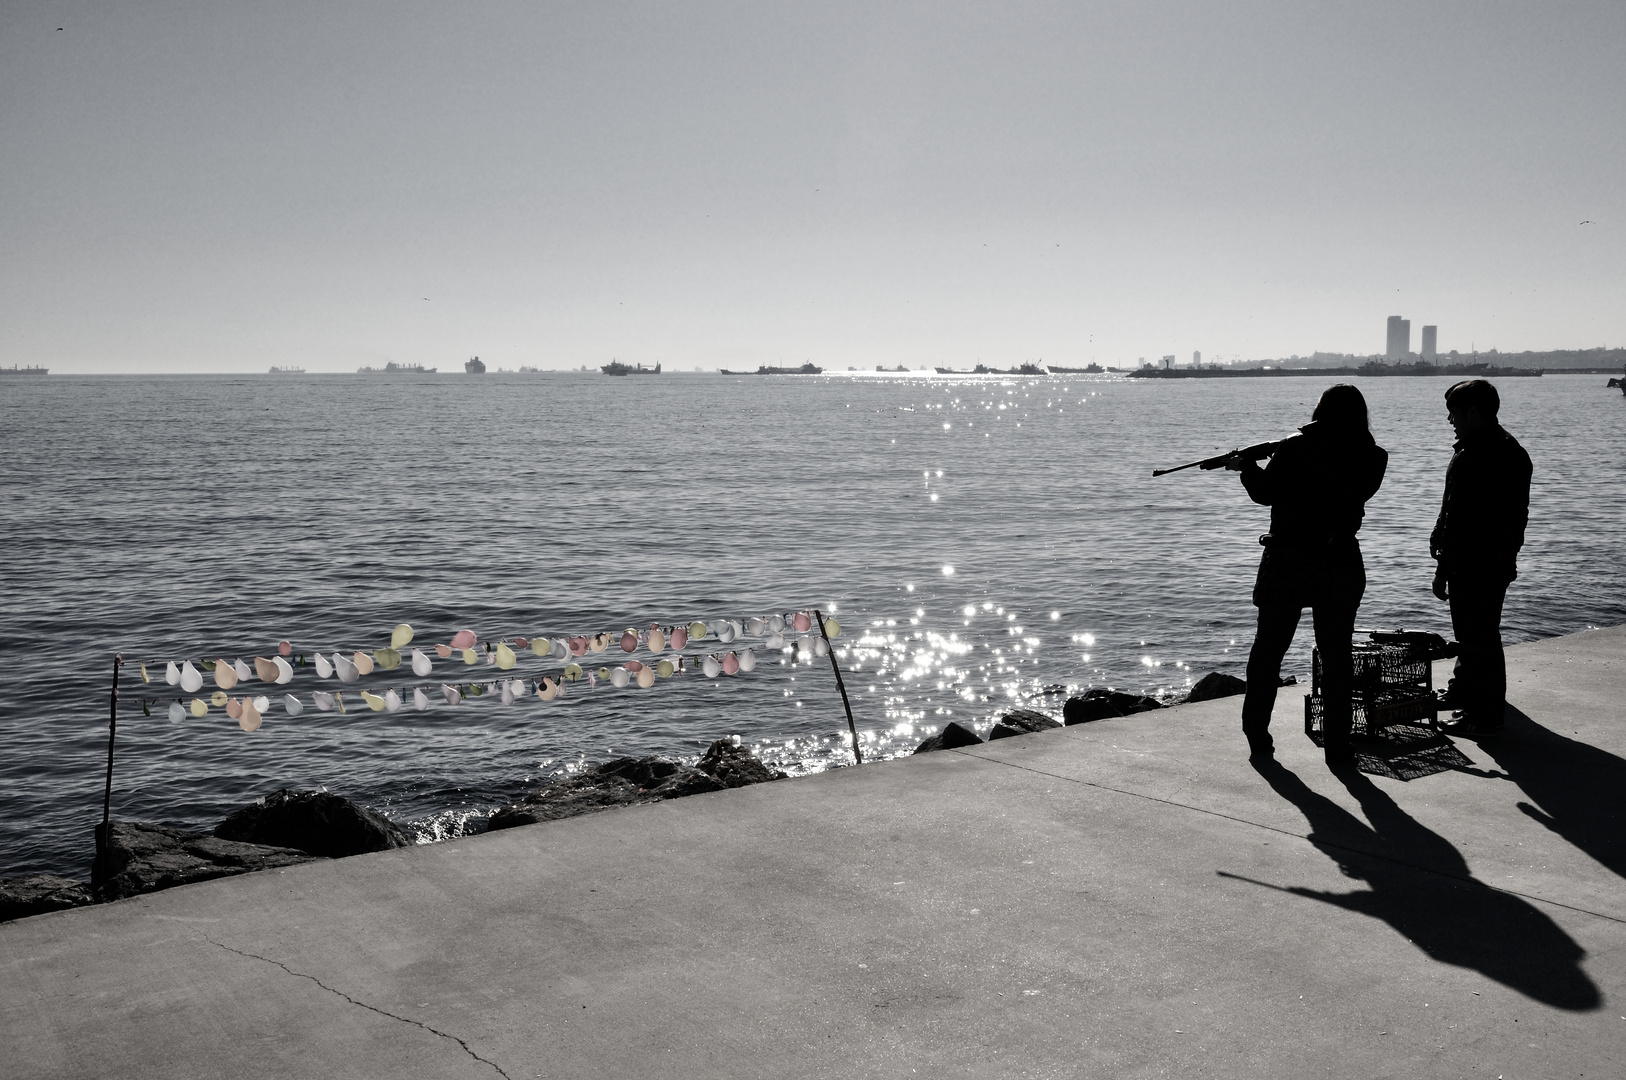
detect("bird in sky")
[1579,220,1592,225]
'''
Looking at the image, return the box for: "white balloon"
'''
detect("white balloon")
[814,637,830,657]
[501,681,516,704]
[165,661,181,686]
[251,695,270,713]
[413,687,430,711]
[768,614,785,633]
[312,691,335,712]
[738,648,757,672]
[551,639,568,659]
[410,648,432,677]
[610,667,630,688]
[314,652,333,678]
[234,658,252,682]
[284,694,304,716]
[167,701,185,724]
[335,653,359,683]
[766,633,785,649]
[442,683,463,705]
[746,617,765,636]
[385,689,403,712]
[274,657,295,684]
[702,655,721,678]
[180,661,203,693]
[717,622,736,643]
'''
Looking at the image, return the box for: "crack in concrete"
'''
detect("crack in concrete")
[206,938,512,1079]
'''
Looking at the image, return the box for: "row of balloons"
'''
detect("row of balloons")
[136,613,841,695]
[135,643,788,732]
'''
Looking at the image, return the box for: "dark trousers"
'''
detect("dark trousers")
[1242,601,1358,750]
[1448,576,1510,726]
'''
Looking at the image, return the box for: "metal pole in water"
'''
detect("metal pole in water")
[97,653,122,882]
[813,609,862,765]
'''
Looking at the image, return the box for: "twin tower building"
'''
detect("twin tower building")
[1386,315,1438,361]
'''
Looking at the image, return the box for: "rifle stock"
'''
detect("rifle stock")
[1152,439,1283,477]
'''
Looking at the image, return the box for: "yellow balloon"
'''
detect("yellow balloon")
[495,643,517,670]
[390,623,414,648]
[656,659,674,678]
[689,621,707,641]
[190,698,208,717]
[563,663,582,681]
[373,648,402,671]
[824,618,841,638]
[210,691,228,706]
[361,690,386,711]
[597,667,610,680]
[140,663,151,683]
[589,634,609,653]
[462,648,478,665]
[532,637,551,657]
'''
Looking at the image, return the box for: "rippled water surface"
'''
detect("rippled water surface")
[2,371,1622,878]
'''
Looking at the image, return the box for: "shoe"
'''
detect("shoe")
[1439,716,1502,739]
[1246,736,1274,760]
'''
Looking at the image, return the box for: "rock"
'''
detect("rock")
[913,721,984,754]
[988,708,1062,740]
[214,789,412,858]
[487,755,726,832]
[1187,672,1248,702]
[696,739,787,787]
[94,821,319,902]
[0,874,94,922]
[1064,688,1165,725]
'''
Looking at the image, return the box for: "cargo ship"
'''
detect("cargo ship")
[601,360,660,375]
[718,362,823,375]
[358,362,437,374]
[0,364,48,375]
[465,356,485,374]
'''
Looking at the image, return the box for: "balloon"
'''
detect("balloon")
[462,648,477,665]
[411,648,432,677]
[167,701,184,724]
[637,665,655,688]
[336,692,347,714]
[569,636,588,656]
[538,677,559,701]
[793,612,812,632]
[441,683,463,705]
[373,648,402,671]
[239,696,262,732]
[214,661,238,690]
[335,653,359,682]
[823,618,841,638]
[254,657,278,682]
[500,680,516,705]
[798,635,814,655]
[435,643,453,658]
[390,623,414,648]
[656,659,675,678]
[234,658,253,682]
[314,652,334,678]
[450,629,477,650]
[551,639,568,659]
[624,660,643,673]
[702,655,721,678]
[278,639,292,656]
[596,667,610,681]
[620,631,638,653]
[766,633,785,649]
[747,617,766,636]
[274,657,294,684]
[361,690,386,711]
[385,689,403,712]
[165,661,181,685]
[722,651,739,675]
[412,687,430,710]
[814,637,830,657]
[768,615,785,633]
[284,694,303,716]
[139,662,151,684]
[531,637,551,656]
[513,637,529,650]
[211,690,228,706]
[352,651,375,676]
[738,648,756,672]
[610,667,630,688]
[647,628,665,653]
[589,633,610,653]
[496,643,517,670]
[226,696,243,719]
[251,695,269,713]
[563,663,583,682]
[190,698,207,717]
[312,691,336,712]
[717,622,736,643]
[669,627,688,650]
[689,621,707,641]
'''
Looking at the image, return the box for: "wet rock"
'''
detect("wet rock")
[989,708,1062,740]
[696,739,788,787]
[0,874,94,922]
[215,789,412,858]
[1064,688,1165,725]
[487,756,725,832]
[1187,672,1248,703]
[913,721,984,754]
[94,821,319,902]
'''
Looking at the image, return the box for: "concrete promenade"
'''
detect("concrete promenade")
[4,627,1624,1078]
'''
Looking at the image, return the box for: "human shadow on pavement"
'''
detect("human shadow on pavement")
[1468,706,1626,882]
[1245,758,1600,1010]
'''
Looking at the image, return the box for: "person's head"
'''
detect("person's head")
[1312,383,1368,430]
[1444,379,1499,437]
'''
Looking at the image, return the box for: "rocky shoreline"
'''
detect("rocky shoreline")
[2,676,1253,923]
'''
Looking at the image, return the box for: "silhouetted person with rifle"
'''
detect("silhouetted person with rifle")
[1431,379,1532,735]
[1224,385,1388,765]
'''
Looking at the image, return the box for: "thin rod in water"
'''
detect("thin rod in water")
[97,653,122,880]
[813,609,861,765]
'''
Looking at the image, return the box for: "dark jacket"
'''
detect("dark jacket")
[1430,424,1532,583]
[1240,421,1388,608]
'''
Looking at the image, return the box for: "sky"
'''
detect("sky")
[2,1,1622,372]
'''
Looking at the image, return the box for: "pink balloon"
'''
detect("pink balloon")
[620,632,638,653]
[625,660,644,673]
[450,630,477,650]
[793,612,812,632]
[722,651,739,675]
[277,640,292,657]
[569,636,589,656]
[670,627,688,649]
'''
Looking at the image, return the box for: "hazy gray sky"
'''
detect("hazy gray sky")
[3,1,1621,371]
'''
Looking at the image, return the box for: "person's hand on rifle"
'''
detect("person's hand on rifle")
[1222,452,1248,471]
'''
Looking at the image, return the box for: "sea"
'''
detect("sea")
[2,370,1623,880]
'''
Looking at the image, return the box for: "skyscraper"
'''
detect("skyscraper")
[1421,325,1437,361]
[1192,350,1201,367]
[1386,315,1411,360]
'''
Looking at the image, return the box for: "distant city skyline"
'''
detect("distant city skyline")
[2,2,1621,373]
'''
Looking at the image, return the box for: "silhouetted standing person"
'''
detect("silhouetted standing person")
[1228,385,1387,765]
[1431,379,1532,734]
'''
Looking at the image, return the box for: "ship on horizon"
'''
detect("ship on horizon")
[268,366,304,374]
[718,362,823,375]
[465,356,486,374]
[359,361,438,374]
[0,364,49,375]
[601,360,660,375]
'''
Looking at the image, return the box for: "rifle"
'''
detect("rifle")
[1152,439,1284,477]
